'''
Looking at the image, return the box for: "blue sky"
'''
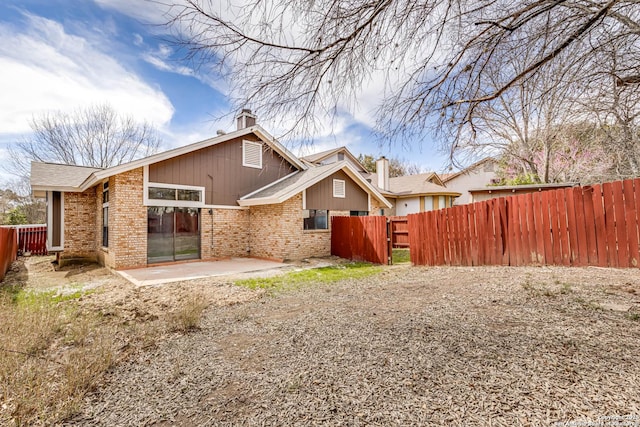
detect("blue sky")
[0,0,448,184]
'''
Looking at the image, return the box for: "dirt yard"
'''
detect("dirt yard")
[53,262,640,426]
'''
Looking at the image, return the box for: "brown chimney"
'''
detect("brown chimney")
[236,109,257,130]
[376,156,390,191]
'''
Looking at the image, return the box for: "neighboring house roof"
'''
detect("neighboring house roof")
[31,162,102,192]
[31,125,305,193]
[239,161,392,208]
[469,182,578,193]
[367,172,460,198]
[441,157,498,183]
[387,173,460,197]
[300,146,367,171]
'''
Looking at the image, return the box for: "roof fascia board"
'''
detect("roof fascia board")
[31,185,84,193]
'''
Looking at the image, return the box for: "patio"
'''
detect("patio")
[117,257,288,286]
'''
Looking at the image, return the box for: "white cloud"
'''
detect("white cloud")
[0,13,174,135]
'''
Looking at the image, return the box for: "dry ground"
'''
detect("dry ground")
[59,263,640,426]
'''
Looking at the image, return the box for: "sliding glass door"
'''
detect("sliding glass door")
[147,207,200,264]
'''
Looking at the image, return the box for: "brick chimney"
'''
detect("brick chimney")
[236,109,257,130]
[376,156,390,191]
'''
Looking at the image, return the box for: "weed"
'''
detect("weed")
[626,312,640,321]
[560,283,572,294]
[575,297,602,311]
[168,295,208,332]
[235,262,382,293]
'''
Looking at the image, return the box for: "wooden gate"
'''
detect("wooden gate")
[388,216,409,248]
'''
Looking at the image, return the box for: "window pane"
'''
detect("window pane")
[102,206,108,247]
[177,189,201,202]
[303,209,328,230]
[149,187,176,200]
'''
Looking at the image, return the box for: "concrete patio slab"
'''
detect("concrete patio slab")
[117,257,287,286]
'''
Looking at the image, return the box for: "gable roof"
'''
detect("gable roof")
[31,162,103,193]
[300,146,366,171]
[31,125,305,193]
[238,161,392,208]
[441,157,498,183]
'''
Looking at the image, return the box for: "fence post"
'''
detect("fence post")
[386,217,392,265]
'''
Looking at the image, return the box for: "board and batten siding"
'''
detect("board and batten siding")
[305,170,368,211]
[148,136,297,206]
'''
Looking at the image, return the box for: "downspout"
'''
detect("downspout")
[208,175,214,253]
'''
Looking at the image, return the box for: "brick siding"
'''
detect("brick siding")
[249,193,331,261]
[201,208,250,258]
[61,189,97,265]
[109,168,147,269]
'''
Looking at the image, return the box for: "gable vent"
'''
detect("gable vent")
[333,179,346,198]
[243,140,263,169]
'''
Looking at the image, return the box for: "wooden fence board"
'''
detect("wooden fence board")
[612,181,629,267]
[571,188,586,266]
[556,190,571,266]
[602,182,618,267]
[623,179,639,267]
[591,184,608,267]
[580,187,598,265]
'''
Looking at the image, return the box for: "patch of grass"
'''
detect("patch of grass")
[0,283,125,425]
[392,249,411,264]
[167,294,208,332]
[235,262,382,292]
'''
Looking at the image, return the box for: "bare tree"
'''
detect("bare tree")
[164,0,640,149]
[8,104,161,177]
[357,154,423,176]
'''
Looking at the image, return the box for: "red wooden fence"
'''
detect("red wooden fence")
[331,216,389,264]
[389,216,409,248]
[0,227,18,281]
[408,179,640,268]
[16,225,48,256]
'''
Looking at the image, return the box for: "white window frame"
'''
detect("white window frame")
[333,179,346,198]
[46,191,64,251]
[144,180,205,208]
[242,140,263,169]
[102,181,109,248]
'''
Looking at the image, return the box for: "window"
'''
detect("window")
[350,211,368,216]
[303,209,328,230]
[337,152,345,161]
[102,182,109,247]
[333,179,346,198]
[242,140,262,168]
[148,187,202,203]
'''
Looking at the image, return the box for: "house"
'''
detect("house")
[441,158,500,205]
[468,182,579,203]
[31,110,391,269]
[303,150,461,216]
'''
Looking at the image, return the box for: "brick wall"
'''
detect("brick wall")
[109,168,147,269]
[249,193,331,260]
[201,208,250,258]
[61,189,97,264]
